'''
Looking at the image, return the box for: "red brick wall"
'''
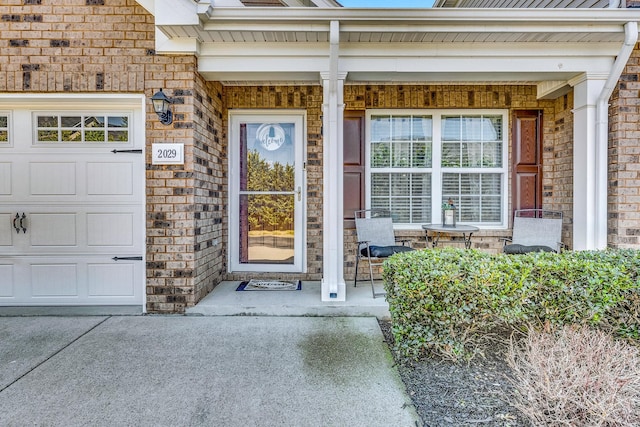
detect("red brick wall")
[145,73,228,313]
[0,0,152,92]
[549,92,574,247]
[608,44,640,248]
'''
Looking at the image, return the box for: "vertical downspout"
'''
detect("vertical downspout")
[595,21,637,248]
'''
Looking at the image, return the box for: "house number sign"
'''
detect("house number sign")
[152,143,184,165]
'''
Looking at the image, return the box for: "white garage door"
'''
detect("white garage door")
[0,98,145,307]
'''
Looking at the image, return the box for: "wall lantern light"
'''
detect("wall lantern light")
[151,88,173,125]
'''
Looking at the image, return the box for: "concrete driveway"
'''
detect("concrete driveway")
[0,316,420,426]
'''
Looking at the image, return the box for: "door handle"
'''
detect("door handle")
[19,213,27,233]
[297,186,301,201]
[13,213,20,234]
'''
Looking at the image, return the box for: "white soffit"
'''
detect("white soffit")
[153,6,640,86]
[162,8,639,45]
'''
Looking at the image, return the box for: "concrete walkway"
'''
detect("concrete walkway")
[0,315,421,426]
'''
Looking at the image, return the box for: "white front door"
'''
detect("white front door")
[0,98,145,306]
[229,112,306,273]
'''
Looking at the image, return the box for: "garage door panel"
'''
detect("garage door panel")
[0,256,143,305]
[0,214,14,246]
[30,213,77,246]
[1,205,143,255]
[87,162,133,195]
[0,264,14,297]
[31,264,78,297]
[87,213,133,246]
[88,263,135,297]
[29,162,76,195]
[3,154,142,204]
[0,163,11,195]
[1,104,144,307]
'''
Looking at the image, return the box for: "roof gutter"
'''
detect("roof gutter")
[595,21,638,248]
[201,7,638,23]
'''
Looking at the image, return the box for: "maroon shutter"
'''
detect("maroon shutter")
[343,111,365,229]
[512,110,543,219]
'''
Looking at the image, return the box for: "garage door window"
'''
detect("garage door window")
[0,114,8,143]
[35,114,129,144]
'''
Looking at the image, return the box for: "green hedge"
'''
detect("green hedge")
[383,248,640,360]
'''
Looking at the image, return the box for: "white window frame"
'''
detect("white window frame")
[0,111,12,147]
[32,112,132,146]
[365,109,509,230]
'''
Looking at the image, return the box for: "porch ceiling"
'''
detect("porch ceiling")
[154,6,640,88]
[168,8,634,44]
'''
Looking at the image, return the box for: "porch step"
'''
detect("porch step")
[185,281,391,319]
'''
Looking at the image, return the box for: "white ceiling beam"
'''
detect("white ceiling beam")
[198,72,322,83]
[198,41,620,57]
[198,55,327,71]
[201,23,330,32]
[196,54,612,77]
[338,24,625,33]
[342,56,613,73]
[338,41,621,57]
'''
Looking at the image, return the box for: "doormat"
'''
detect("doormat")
[236,279,301,291]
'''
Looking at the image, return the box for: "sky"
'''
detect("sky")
[339,0,435,6]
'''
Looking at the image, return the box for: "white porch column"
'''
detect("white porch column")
[320,21,347,301]
[320,72,347,301]
[570,74,607,250]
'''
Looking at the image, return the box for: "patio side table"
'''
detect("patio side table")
[422,224,480,249]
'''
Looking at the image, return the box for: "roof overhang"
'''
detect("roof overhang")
[146,2,640,97]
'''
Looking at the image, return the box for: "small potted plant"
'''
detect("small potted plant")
[442,198,456,227]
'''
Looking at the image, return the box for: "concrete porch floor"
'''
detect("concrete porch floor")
[186,280,391,319]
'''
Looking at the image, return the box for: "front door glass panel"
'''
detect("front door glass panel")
[230,114,304,273]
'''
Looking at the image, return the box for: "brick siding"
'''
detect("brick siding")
[609,44,640,248]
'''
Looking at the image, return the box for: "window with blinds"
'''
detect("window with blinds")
[369,114,433,224]
[367,110,507,228]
